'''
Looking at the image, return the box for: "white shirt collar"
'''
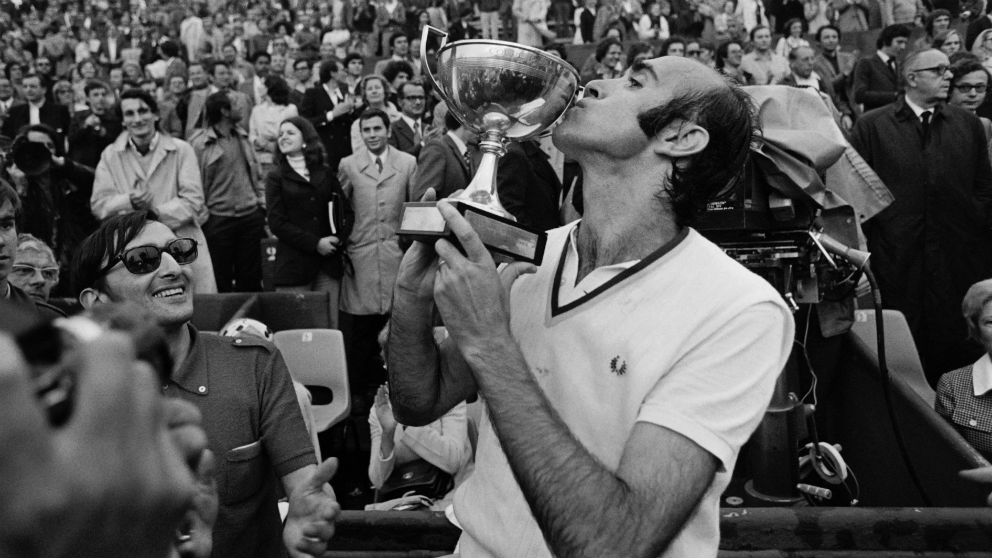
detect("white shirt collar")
[877,50,892,64]
[974,353,992,396]
[368,146,388,168]
[446,130,468,157]
[904,96,934,120]
[128,132,160,153]
[400,113,420,132]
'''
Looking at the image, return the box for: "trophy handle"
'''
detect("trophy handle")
[420,25,453,107]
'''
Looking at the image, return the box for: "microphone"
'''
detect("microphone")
[809,230,870,270]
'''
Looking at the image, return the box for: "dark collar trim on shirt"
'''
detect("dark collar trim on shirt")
[549,225,689,317]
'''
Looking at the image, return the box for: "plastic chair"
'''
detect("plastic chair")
[274,329,351,432]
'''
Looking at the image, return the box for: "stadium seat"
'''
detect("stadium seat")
[274,329,350,432]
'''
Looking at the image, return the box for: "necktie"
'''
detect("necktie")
[463,151,473,174]
[375,156,383,174]
[887,58,897,77]
[921,110,932,144]
[412,121,421,143]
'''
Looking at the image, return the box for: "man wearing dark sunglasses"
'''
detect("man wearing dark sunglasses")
[851,48,992,384]
[72,211,341,558]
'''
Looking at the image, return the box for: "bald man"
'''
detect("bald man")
[851,48,992,383]
[387,57,795,557]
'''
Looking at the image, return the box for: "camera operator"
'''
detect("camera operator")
[8,124,97,290]
[0,302,215,558]
[68,80,123,169]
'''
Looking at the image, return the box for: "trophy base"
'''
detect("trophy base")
[398,201,547,265]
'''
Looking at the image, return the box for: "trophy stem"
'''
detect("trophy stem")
[453,131,511,219]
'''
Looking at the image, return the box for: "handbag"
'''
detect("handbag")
[375,459,454,502]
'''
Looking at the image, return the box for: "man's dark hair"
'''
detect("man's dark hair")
[389,32,408,50]
[0,180,21,216]
[444,110,461,131]
[72,210,156,294]
[715,40,743,69]
[21,73,42,86]
[344,52,364,67]
[160,40,180,58]
[382,60,413,83]
[661,36,686,55]
[359,108,390,129]
[595,37,622,62]
[84,79,109,97]
[210,59,230,75]
[318,60,340,84]
[950,56,991,87]
[626,42,654,68]
[749,25,769,42]
[294,58,312,71]
[816,24,840,43]
[265,75,291,105]
[250,50,271,64]
[925,9,952,36]
[16,123,64,157]
[398,79,424,99]
[876,24,911,49]
[635,70,756,226]
[204,91,231,126]
[119,87,159,115]
[3,63,25,80]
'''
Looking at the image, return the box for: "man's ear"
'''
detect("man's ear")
[78,287,109,309]
[652,119,710,159]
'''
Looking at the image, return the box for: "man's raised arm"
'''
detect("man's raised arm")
[386,190,477,426]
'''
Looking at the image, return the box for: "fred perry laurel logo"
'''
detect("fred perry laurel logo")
[610,355,627,376]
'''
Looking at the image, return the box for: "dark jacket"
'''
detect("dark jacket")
[388,117,424,158]
[67,109,123,169]
[1,100,71,143]
[412,133,475,200]
[850,98,992,381]
[852,53,900,112]
[299,84,359,172]
[265,158,353,285]
[497,140,562,231]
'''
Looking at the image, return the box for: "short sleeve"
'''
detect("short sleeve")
[636,301,794,470]
[258,349,319,477]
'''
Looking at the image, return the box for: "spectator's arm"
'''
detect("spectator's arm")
[91,154,134,219]
[153,142,207,229]
[265,169,323,253]
[402,403,469,475]
[367,409,396,489]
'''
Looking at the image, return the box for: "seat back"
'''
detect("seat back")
[849,309,934,406]
[274,329,350,432]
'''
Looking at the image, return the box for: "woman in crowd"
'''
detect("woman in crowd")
[265,116,350,328]
[4,35,33,67]
[349,74,398,153]
[580,37,624,85]
[975,30,992,73]
[947,57,992,163]
[249,76,299,178]
[917,9,952,50]
[937,279,992,462]
[934,29,963,57]
[626,42,655,68]
[775,17,809,58]
[637,1,670,40]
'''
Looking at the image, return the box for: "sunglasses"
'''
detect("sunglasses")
[99,238,198,276]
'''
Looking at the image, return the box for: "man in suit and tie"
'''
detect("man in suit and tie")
[301,59,361,172]
[68,80,123,169]
[98,24,125,68]
[497,139,563,231]
[337,107,418,399]
[1,74,70,147]
[853,24,911,112]
[411,110,478,201]
[813,25,858,127]
[389,81,437,158]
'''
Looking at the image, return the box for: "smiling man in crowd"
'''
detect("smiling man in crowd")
[72,210,341,558]
[388,57,794,557]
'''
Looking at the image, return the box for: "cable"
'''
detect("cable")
[865,265,932,506]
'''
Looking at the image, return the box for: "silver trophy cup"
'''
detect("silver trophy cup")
[397,26,580,264]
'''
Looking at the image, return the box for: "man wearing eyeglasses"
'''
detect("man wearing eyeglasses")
[0,184,63,318]
[851,48,992,385]
[72,211,342,558]
[9,233,59,303]
[389,81,437,158]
